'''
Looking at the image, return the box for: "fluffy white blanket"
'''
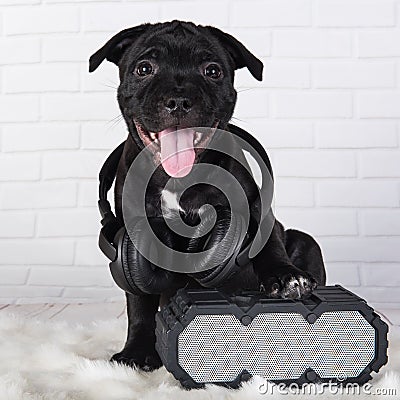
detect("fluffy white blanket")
[0,314,399,400]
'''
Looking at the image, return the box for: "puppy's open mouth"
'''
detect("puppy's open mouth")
[134,120,219,178]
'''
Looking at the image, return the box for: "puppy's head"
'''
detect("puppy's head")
[89,20,263,177]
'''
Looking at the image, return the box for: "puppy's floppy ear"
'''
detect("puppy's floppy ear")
[89,24,151,72]
[206,27,263,81]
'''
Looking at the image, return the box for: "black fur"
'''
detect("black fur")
[89,20,326,371]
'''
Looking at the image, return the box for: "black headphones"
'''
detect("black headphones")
[98,124,273,296]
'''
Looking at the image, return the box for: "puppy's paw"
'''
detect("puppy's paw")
[262,265,317,300]
[110,347,162,372]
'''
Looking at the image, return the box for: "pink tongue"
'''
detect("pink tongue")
[158,127,195,177]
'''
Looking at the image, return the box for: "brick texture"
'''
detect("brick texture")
[0,0,399,306]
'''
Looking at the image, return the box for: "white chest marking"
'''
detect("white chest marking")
[161,189,184,217]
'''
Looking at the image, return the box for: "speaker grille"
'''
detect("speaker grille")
[177,311,375,383]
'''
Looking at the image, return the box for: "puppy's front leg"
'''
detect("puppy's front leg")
[252,220,316,299]
[111,292,162,371]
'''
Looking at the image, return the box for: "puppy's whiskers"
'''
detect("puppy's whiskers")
[237,87,255,93]
[106,114,124,131]
[103,83,118,90]
[101,79,119,90]
[230,116,247,124]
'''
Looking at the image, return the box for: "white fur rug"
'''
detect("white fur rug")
[0,314,399,400]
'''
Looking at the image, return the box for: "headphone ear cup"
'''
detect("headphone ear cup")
[120,229,147,295]
[188,208,246,287]
[122,218,183,294]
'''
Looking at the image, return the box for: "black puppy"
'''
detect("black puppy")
[89,20,326,371]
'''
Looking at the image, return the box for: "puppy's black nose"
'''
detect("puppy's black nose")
[165,97,192,114]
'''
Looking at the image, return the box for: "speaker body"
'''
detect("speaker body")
[155,285,388,389]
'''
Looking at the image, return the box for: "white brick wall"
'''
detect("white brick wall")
[0,0,399,308]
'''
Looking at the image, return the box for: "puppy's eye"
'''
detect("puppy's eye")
[136,61,153,77]
[204,63,222,79]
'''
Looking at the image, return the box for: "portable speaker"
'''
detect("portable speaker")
[155,285,388,389]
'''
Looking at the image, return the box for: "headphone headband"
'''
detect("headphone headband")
[98,141,125,261]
